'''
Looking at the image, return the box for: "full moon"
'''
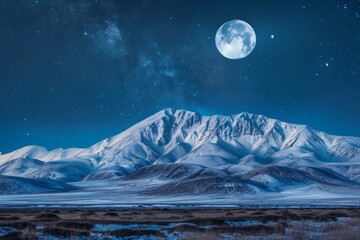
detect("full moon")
[215,20,256,59]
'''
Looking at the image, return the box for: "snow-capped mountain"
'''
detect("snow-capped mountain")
[0,108,360,195]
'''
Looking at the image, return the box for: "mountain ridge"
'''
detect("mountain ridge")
[1,108,360,166]
[0,108,360,195]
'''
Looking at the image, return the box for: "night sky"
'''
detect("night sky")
[1,0,360,153]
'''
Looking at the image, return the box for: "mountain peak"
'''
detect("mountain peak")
[1,108,360,168]
[158,108,198,117]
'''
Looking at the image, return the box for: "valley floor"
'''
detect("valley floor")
[1,179,360,209]
[0,208,359,239]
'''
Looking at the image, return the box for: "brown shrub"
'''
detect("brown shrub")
[103,212,119,217]
[109,229,166,238]
[55,222,93,231]
[35,213,60,220]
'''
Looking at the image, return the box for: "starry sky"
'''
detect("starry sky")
[1,0,360,153]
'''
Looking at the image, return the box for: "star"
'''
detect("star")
[270,34,275,39]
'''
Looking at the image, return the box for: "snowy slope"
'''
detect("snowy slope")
[0,108,360,196]
[0,175,76,195]
[0,157,97,182]
[88,109,360,171]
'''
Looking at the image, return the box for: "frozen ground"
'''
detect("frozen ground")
[1,178,360,209]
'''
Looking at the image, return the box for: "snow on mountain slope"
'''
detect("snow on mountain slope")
[0,146,92,163]
[92,108,359,173]
[141,171,267,195]
[0,157,97,182]
[240,165,355,191]
[142,176,266,195]
[0,175,76,195]
[175,142,239,167]
[122,163,204,180]
[22,157,96,182]
[325,163,360,183]
[0,158,44,176]
[0,108,359,194]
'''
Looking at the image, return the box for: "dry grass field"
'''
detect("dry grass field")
[0,208,359,239]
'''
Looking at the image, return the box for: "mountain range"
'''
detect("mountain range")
[1,108,360,198]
